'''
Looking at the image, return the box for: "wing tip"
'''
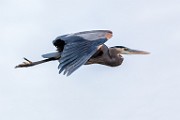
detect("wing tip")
[105,32,113,40]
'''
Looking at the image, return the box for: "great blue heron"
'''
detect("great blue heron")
[15,30,149,76]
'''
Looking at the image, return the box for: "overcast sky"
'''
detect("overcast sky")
[0,0,180,120]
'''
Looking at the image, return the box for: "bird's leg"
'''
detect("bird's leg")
[23,57,32,64]
[15,58,35,68]
[15,57,58,68]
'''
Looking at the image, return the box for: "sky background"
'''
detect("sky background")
[0,0,180,120]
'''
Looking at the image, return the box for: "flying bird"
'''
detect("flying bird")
[15,30,149,76]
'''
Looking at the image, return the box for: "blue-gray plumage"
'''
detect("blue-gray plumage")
[15,30,149,76]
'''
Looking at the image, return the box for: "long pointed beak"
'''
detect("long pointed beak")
[127,49,150,55]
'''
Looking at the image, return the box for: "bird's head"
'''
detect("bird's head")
[111,46,150,55]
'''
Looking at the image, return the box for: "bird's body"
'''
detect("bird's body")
[15,30,149,76]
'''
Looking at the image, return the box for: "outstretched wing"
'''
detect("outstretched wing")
[53,30,113,76]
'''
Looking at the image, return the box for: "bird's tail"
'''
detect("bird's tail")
[42,52,61,58]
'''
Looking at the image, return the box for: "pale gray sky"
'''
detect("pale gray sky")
[0,0,180,120]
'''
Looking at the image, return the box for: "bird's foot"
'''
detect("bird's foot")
[15,58,33,68]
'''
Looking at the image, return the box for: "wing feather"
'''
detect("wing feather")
[53,30,112,76]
